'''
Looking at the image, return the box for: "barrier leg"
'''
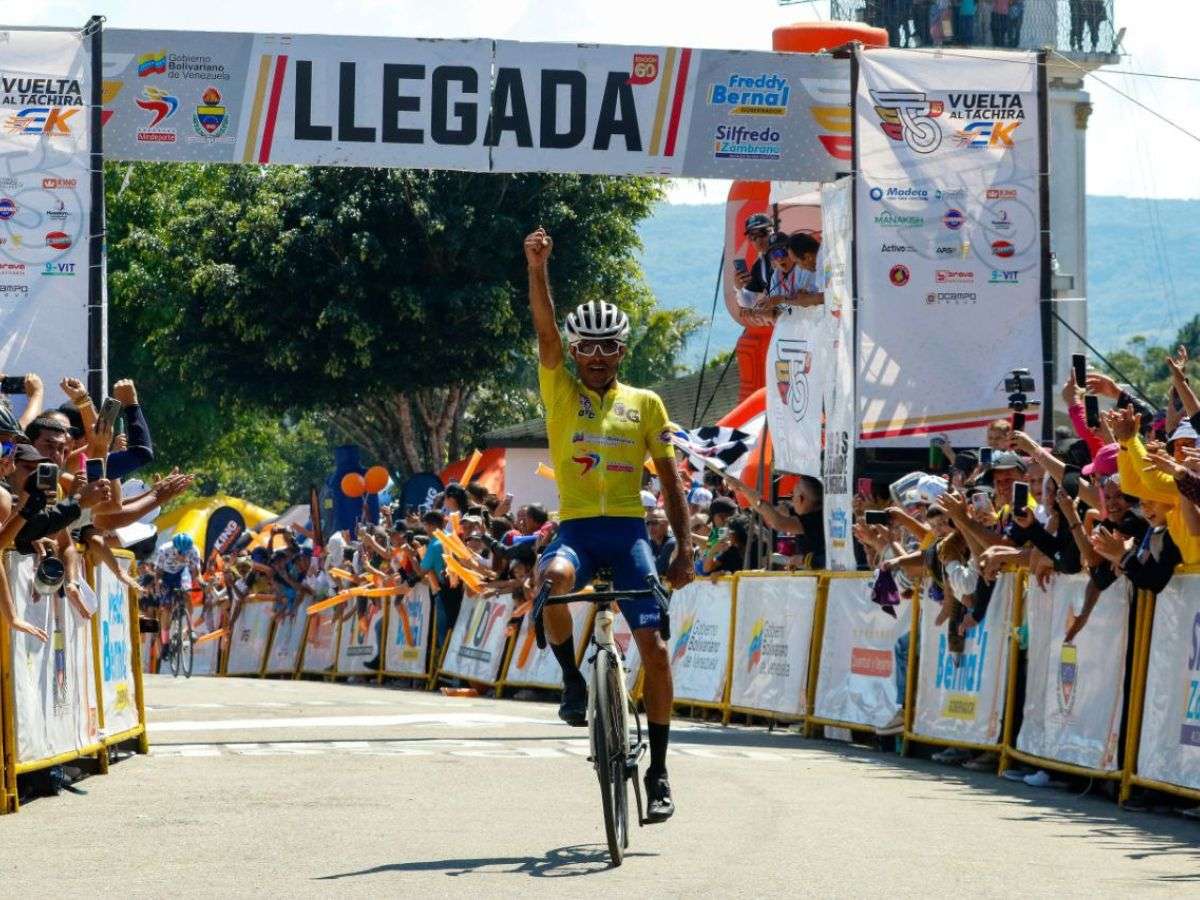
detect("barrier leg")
[128,591,150,755]
[0,623,17,812]
[803,578,829,739]
[900,581,922,757]
[1120,590,1153,805]
[997,571,1026,778]
[721,580,737,725]
[89,603,109,774]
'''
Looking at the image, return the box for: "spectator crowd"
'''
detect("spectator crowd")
[854,0,1109,52]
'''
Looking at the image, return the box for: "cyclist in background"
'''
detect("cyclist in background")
[153,533,202,656]
[524,227,694,822]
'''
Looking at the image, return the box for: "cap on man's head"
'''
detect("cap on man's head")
[13,443,48,464]
[768,231,791,252]
[0,405,29,443]
[743,213,772,235]
[1170,420,1199,446]
[988,450,1026,472]
[688,486,714,507]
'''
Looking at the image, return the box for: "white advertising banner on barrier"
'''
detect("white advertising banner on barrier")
[225,600,273,675]
[440,593,515,685]
[855,47,1043,448]
[820,177,856,570]
[729,575,818,718]
[1017,575,1127,771]
[669,579,733,705]
[765,294,825,477]
[96,561,138,737]
[301,606,339,674]
[336,597,385,676]
[102,30,848,181]
[814,575,911,729]
[265,601,309,675]
[1137,576,1200,791]
[505,601,592,690]
[0,29,92,395]
[384,584,432,678]
[9,554,98,763]
[912,574,1013,745]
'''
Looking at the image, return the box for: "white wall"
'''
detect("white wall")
[503,447,559,512]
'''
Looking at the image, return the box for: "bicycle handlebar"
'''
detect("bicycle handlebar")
[532,575,671,650]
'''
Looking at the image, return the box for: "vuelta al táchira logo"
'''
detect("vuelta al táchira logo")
[870,89,943,154]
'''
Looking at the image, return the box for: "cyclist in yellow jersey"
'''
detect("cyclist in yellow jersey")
[525,227,694,823]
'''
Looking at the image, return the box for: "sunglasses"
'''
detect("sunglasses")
[0,440,14,459]
[574,340,624,357]
[747,229,770,240]
[768,248,788,260]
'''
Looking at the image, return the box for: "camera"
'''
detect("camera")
[1004,367,1036,412]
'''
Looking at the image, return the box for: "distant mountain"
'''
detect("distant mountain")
[637,196,1200,367]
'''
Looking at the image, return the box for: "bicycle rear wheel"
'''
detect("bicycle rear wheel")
[180,606,194,679]
[593,648,629,866]
[169,604,183,678]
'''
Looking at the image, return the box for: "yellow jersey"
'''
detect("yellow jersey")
[539,361,674,521]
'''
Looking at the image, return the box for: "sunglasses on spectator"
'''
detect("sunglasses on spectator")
[768,249,788,260]
[573,339,624,357]
[748,229,770,240]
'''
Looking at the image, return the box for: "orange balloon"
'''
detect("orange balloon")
[341,472,366,498]
[364,465,389,494]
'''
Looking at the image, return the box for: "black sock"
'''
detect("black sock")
[550,636,582,683]
[648,722,669,776]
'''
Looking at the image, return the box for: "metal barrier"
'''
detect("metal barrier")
[0,549,147,814]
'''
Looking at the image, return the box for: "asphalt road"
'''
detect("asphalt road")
[2,674,1198,896]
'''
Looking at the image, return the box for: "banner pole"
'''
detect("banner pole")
[88,564,109,773]
[1036,50,1054,442]
[997,571,1026,777]
[86,16,106,400]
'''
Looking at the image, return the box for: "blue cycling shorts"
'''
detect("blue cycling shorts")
[537,516,662,630]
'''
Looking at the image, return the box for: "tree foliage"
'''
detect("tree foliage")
[104,163,699,493]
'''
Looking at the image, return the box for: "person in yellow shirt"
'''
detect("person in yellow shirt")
[1110,407,1200,565]
[524,227,693,823]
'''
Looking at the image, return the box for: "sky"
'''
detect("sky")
[8,0,1199,202]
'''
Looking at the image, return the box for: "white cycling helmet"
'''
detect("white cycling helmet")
[564,300,630,345]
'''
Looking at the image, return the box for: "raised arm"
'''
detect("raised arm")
[524,228,563,369]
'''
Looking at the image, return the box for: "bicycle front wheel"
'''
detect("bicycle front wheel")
[592,647,629,866]
[180,607,194,679]
[169,604,184,678]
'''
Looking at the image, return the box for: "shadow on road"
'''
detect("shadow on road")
[315,843,656,880]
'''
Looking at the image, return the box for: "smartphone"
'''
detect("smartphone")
[864,509,891,526]
[0,375,25,394]
[1085,394,1100,429]
[36,462,59,491]
[980,447,994,466]
[971,492,992,513]
[97,396,123,432]
[856,477,873,500]
[85,458,103,482]
[1072,353,1087,387]
[733,258,749,276]
[1011,411,1026,432]
[1012,481,1030,510]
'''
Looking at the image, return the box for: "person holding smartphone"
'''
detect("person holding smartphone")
[734,213,774,308]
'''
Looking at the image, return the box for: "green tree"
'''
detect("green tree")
[105,163,698,486]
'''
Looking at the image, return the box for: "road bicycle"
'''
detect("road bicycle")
[163,586,196,678]
[533,576,670,867]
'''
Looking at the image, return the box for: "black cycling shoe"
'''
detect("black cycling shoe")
[558,676,587,727]
[644,770,675,823]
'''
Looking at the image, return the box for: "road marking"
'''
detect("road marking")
[148,712,561,733]
[147,738,792,761]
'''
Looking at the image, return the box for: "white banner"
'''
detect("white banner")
[225,600,273,675]
[95,560,138,737]
[813,575,911,729]
[504,600,592,690]
[102,30,848,181]
[669,579,733,705]
[820,177,856,570]
[912,573,1014,745]
[0,29,92,398]
[189,617,220,676]
[336,597,385,676]
[1137,576,1200,791]
[729,575,818,718]
[439,593,515,685]
[265,600,309,675]
[384,584,433,678]
[766,297,825,477]
[855,47,1043,448]
[300,606,339,675]
[1017,575,1127,771]
[9,553,99,763]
